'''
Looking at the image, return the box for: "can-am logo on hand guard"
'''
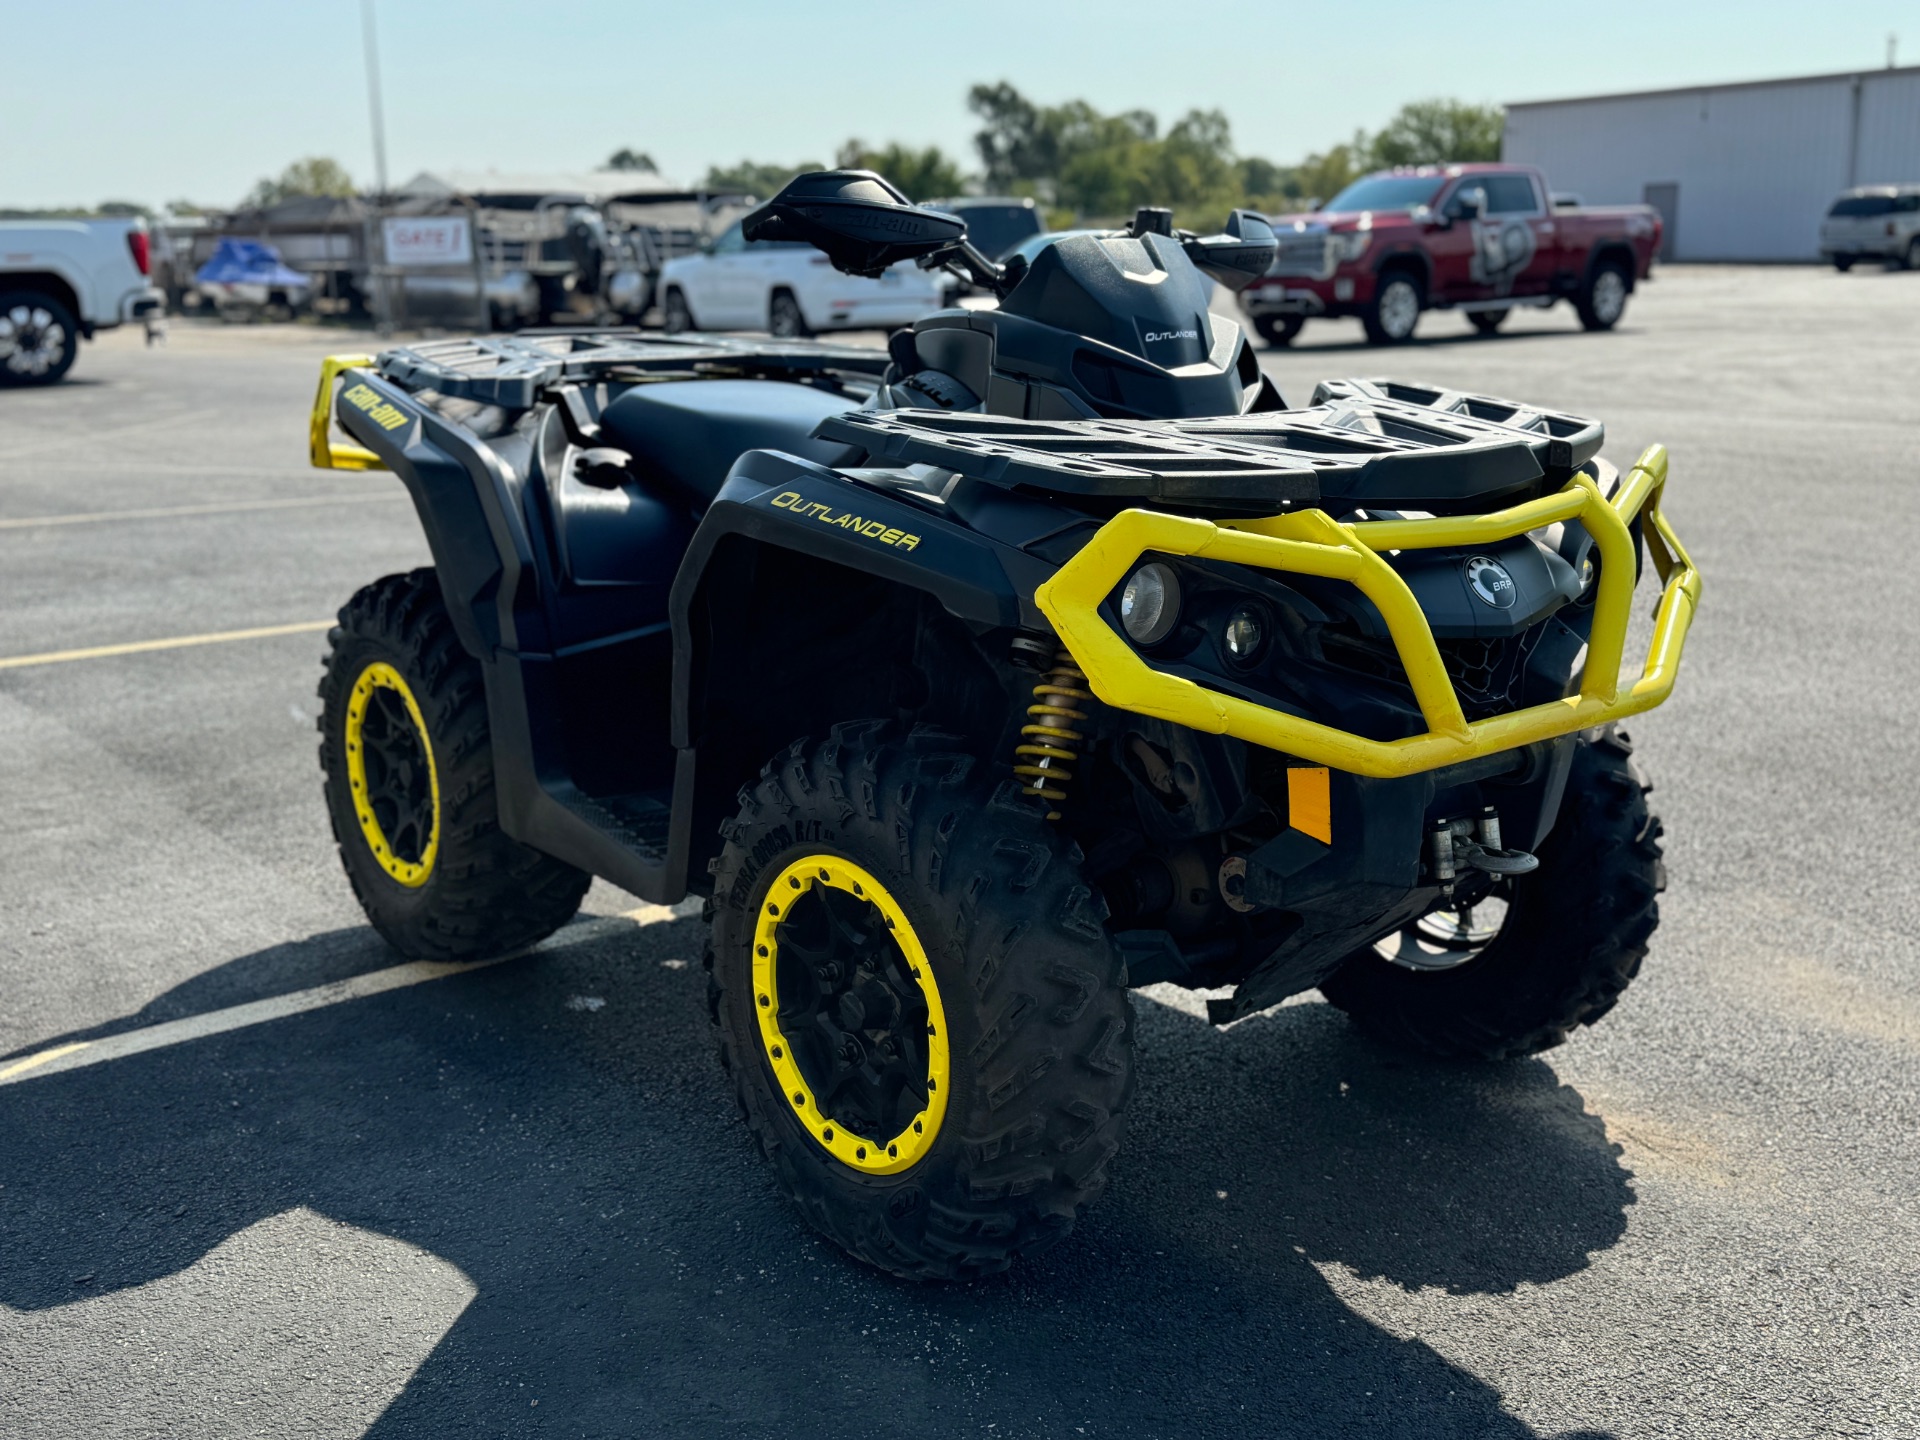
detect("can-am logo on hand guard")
[1464,555,1518,608]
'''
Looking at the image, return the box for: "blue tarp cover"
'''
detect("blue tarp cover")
[195,239,309,287]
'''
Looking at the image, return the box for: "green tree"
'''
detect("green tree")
[1292,136,1368,207]
[244,156,356,208]
[700,160,823,198]
[1367,99,1503,167]
[967,82,1157,200]
[834,140,967,201]
[606,148,658,173]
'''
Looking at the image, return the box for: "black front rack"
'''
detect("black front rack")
[374,331,890,409]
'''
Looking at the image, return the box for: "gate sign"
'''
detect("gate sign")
[382,216,472,267]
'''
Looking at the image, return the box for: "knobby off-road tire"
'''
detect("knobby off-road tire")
[707,723,1135,1281]
[319,569,589,960]
[1320,728,1665,1060]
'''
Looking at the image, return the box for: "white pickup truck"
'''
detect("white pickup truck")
[0,218,165,385]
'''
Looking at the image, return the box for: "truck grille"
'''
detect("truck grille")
[1272,231,1330,278]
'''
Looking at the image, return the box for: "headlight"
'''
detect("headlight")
[1331,231,1372,263]
[1120,563,1181,645]
[1223,606,1267,663]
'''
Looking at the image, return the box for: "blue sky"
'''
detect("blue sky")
[3,0,1914,207]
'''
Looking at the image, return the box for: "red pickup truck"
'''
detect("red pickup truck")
[1240,163,1662,346]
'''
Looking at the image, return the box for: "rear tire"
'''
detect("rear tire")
[319,569,590,960]
[1904,238,1920,272]
[1833,256,1855,272]
[1319,728,1664,1060]
[768,288,812,339]
[1468,308,1509,335]
[707,723,1134,1281]
[1576,259,1631,330]
[0,290,80,386]
[1252,314,1305,347]
[1361,270,1423,345]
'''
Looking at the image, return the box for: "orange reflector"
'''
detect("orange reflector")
[1287,767,1332,844]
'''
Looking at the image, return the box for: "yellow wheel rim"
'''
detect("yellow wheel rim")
[344,661,441,888]
[752,855,950,1175]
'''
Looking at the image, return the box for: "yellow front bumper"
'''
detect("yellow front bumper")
[309,353,384,471]
[1032,446,1700,780]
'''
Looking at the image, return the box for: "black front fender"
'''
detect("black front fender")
[667,449,1054,751]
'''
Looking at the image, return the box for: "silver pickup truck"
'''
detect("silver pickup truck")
[0,217,165,384]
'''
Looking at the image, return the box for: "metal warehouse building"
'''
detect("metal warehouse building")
[1502,66,1920,261]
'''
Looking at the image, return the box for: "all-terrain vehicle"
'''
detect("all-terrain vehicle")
[309,171,1700,1281]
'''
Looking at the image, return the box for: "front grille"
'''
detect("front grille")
[1317,627,1544,721]
[1438,631,1542,718]
[1272,232,1330,278]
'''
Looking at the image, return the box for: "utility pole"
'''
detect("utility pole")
[361,0,390,196]
[361,0,394,331]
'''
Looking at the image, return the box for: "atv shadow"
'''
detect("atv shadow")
[0,919,1630,1439]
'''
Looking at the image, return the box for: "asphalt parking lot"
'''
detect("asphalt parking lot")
[2,266,1917,1438]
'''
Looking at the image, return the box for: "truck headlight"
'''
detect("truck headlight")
[1331,231,1373,264]
[1120,563,1181,645]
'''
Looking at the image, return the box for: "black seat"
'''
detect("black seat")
[599,379,863,507]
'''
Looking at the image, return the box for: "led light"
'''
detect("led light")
[1119,563,1181,645]
[1223,606,1266,662]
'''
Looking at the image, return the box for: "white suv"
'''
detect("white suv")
[1820,186,1920,271]
[657,220,942,337]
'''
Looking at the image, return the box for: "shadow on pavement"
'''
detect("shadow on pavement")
[1276,324,1621,358]
[0,917,1630,1438]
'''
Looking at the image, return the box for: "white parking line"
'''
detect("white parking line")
[0,620,332,671]
[0,957,517,1087]
[0,492,404,531]
[0,911,692,1088]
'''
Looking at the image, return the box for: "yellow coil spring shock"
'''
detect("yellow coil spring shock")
[1013,649,1095,821]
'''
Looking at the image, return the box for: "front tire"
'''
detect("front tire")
[1904,238,1920,272]
[1319,728,1664,1060]
[1832,256,1855,272]
[707,723,1134,1281]
[1252,314,1305,347]
[1361,270,1423,345]
[0,290,80,386]
[661,286,694,333]
[319,569,590,960]
[1576,259,1631,331]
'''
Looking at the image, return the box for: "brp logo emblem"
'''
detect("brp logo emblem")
[1464,556,1517,609]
